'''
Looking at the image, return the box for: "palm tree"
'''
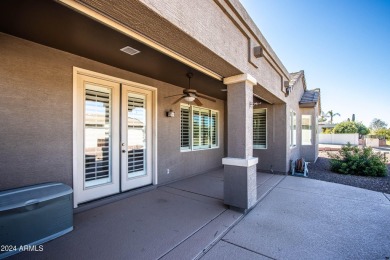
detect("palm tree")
[326,110,340,124]
[318,111,327,123]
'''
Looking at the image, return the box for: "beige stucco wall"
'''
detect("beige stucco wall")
[146,0,289,100]
[0,33,224,190]
[140,0,247,72]
[300,107,319,162]
[79,0,290,103]
[285,76,306,171]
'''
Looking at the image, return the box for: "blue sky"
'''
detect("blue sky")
[240,0,390,127]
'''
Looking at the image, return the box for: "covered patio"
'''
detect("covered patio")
[13,170,284,259]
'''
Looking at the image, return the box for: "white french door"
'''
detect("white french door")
[121,85,152,191]
[74,70,155,206]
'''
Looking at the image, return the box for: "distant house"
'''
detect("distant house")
[0,0,320,210]
[319,123,337,133]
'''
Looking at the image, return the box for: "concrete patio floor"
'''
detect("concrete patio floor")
[202,176,390,260]
[12,169,390,260]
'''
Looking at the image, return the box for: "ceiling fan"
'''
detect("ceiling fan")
[165,72,216,106]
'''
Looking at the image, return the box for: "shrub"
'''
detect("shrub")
[328,143,388,177]
[332,121,370,137]
[355,122,370,136]
[333,121,358,134]
[374,128,390,140]
[323,128,333,134]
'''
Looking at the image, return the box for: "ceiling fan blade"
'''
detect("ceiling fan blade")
[172,96,185,104]
[194,98,203,106]
[165,94,184,98]
[196,94,216,102]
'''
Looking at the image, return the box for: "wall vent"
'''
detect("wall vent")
[120,46,140,56]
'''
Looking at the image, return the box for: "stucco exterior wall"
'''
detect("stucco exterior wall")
[149,0,290,101]
[140,0,247,72]
[0,33,224,190]
[285,77,306,171]
[300,107,319,162]
[79,0,290,102]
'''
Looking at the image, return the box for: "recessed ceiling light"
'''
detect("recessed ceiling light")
[120,46,140,56]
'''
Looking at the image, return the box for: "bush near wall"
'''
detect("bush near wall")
[328,143,388,177]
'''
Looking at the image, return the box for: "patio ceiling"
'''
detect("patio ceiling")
[0,0,227,100]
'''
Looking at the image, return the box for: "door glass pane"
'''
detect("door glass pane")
[127,93,146,178]
[84,85,112,188]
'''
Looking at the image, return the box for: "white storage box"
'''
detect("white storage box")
[0,183,73,259]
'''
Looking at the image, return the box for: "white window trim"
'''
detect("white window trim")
[180,104,219,152]
[253,108,267,149]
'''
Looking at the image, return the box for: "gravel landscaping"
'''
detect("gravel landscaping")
[308,151,390,194]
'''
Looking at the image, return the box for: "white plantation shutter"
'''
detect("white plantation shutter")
[192,108,201,148]
[200,109,210,147]
[253,108,267,149]
[181,106,219,150]
[180,105,190,150]
[211,111,218,147]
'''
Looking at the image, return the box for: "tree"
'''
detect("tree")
[355,122,370,137]
[370,118,388,131]
[333,121,358,133]
[333,121,370,138]
[326,110,340,124]
[333,121,370,137]
[318,112,328,123]
[352,114,355,122]
[375,128,390,140]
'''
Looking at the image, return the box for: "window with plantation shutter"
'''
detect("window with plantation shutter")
[253,108,267,149]
[180,105,218,151]
[192,108,201,148]
[180,105,190,150]
[200,109,210,147]
[211,111,218,147]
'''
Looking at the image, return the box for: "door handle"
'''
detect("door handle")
[122,150,126,153]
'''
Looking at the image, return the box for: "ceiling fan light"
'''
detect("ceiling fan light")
[184,96,195,102]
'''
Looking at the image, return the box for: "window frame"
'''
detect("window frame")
[180,104,219,152]
[301,114,312,145]
[253,108,267,149]
[180,104,191,151]
[290,110,297,148]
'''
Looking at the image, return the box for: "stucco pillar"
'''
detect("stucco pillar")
[222,74,258,211]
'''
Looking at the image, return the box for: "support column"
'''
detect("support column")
[223,74,258,211]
